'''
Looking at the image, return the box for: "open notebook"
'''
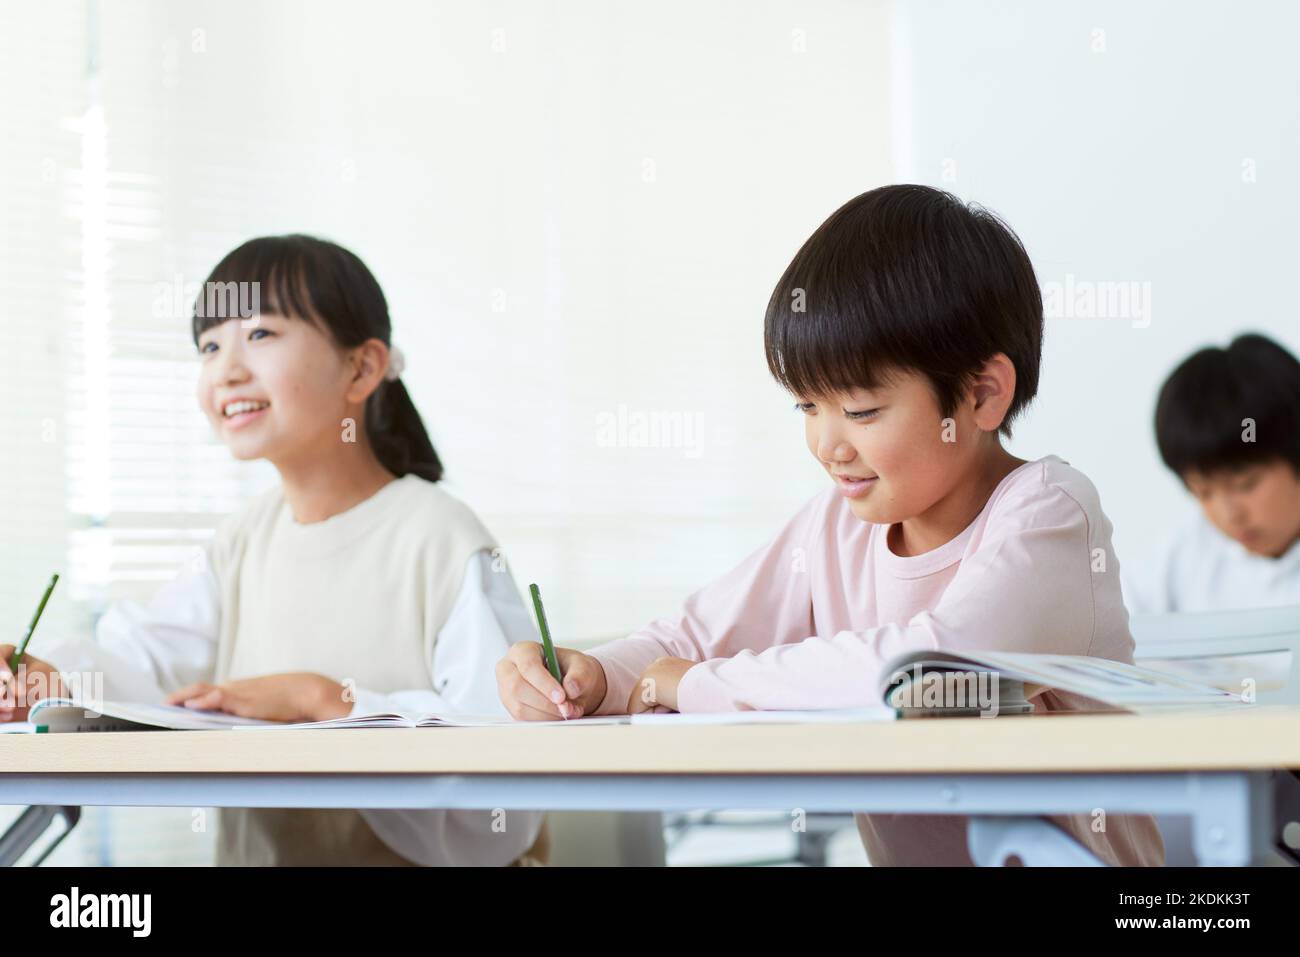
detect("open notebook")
[238,707,899,729]
[235,711,633,730]
[17,698,892,731]
[15,648,1245,733]
[20,698,632,732]
[25,699,282,733]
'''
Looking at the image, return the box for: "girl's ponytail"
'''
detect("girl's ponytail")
[367,377,443,483]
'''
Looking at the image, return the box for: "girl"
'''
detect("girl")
[1,234,545,866]
[497,185,1166,867]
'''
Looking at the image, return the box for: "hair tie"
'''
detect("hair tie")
[385,344,406,382]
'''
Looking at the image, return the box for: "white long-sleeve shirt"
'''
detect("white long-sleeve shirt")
[1122,511,1300,614]
[40,546,543,866]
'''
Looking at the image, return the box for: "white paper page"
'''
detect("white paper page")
[962,652,1242,702]
[231,711,422,730]
[32,698,277,730]
[112,701,278,728]
[232,712,632,730]
[478,715,632,727]
[629,706,895,725]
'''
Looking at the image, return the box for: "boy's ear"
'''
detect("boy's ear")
[969,352,1017,431]
[345,338,390,404]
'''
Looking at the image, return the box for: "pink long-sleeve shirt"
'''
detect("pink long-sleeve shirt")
[587,454,1165,866]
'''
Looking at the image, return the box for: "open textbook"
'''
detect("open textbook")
[883,649,1250,717]
[633,650,1247,723]
[14,648,1247,733]
[20,698,618,732]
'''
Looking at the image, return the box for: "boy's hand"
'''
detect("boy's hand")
[0,647,67,722]
[497,643,607,720]
[166,673,348,723]
[627,657,696,715]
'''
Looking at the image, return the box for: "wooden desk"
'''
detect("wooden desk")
[3,706,1298,866]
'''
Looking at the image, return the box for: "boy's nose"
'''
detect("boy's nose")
[819,434,855,462]
[1216,499,1249,530]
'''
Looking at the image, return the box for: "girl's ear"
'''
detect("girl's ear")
[969,352,1017,431]
[344,338,391,405]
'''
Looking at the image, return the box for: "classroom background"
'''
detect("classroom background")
[2,0,1296,865]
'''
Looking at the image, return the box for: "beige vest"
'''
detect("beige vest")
[205,475,496,865]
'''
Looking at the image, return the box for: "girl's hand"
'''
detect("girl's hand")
[497,642,608,720]
[165,673,348,723]
[627,657,696,715]
[0,647,67,722]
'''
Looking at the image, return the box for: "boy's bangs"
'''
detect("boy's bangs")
[764,267,907,400]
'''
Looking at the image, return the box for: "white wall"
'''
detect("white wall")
[126,0,893,639]
[8,0,891,641]
[890,0,1300,575]
[4,0,894,867]
[11,0,1292,870]
[16,0,1294,668]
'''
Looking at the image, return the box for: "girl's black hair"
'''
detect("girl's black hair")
[1155,332,1300,479]
[192,234,443,482]
[763,184,1043,438]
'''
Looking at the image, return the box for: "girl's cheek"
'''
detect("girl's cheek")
[194,381,213,418]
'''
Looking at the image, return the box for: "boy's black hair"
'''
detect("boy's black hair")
[192,234,443,482]
[1155,332,1300,478]
[764,184,1043,438]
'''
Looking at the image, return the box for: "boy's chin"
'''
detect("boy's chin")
[846,497,884,524]
[1241,539,1284,559]
[845,496,909,528]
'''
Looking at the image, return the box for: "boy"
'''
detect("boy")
[1125,333,1300,613]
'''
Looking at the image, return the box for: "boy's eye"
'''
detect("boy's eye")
[198,341,215,355]
[249,328,271,340]
[793,402,879,421]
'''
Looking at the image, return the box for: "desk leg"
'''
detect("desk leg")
[1189,772,1272,866]
[1272,771,1300,865]
[0,805,81,866]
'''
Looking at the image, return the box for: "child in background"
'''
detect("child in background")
[1124,333,1300,614]
[497,185,1164,866]
[0,234,544,866]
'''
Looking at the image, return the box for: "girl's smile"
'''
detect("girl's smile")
[196,310,360,465]
[220,397,271,430]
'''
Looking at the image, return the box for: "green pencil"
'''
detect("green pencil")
[8,573,59,672]
[528,583,563,684]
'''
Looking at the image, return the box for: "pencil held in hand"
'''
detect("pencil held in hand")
[528,583,564,683]
[8,572,59,672]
